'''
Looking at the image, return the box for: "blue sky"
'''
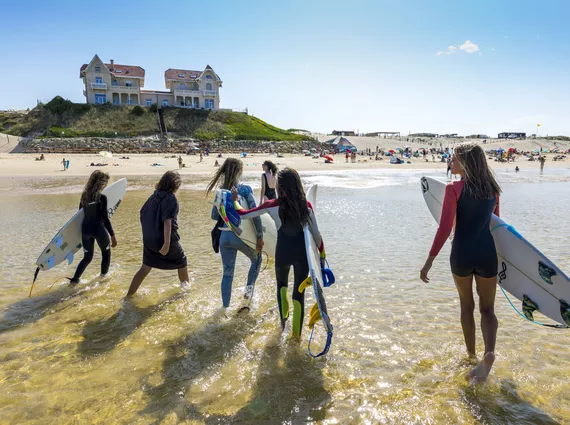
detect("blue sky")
[1,0,569,136]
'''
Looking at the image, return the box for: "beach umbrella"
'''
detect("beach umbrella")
[324,155,334,161]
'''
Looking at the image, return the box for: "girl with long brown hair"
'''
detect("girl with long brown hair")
[420,143,501,384]
[127,171,188,296]
[232,167,326,337]
[259,160,278,204]
[207,158,263,310]
[69,170,117,284]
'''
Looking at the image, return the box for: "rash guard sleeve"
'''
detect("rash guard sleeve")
[494,194,500,217]
[235,199,278,219]
[428,183,459,257]
[100,195,115,237]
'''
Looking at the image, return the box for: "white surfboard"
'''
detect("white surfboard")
[421,176,570,327]
[213,189,277,257]
[304,184,333,356]
[36,178,128,271]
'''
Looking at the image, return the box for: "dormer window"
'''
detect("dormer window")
[205,75,213,79]
[116,69,122,73]
[190,74,197,78]
[178,74,185,78]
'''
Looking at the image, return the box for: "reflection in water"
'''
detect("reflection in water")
[0,170,570,424]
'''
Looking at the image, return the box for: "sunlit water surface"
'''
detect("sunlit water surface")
[1,167,570,425]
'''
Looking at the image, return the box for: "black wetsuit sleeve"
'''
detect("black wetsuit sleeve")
[100,195,115,237]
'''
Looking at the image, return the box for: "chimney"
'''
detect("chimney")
[110,59,114,71]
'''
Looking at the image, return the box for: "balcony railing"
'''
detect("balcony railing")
[110,85,139,91]
[203,90,217,97]
[174,89,201,96]
[91,82,107,89]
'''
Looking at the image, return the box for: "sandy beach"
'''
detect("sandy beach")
[0,137,568,180]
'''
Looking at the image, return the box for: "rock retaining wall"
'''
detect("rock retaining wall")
[20,137,325,154]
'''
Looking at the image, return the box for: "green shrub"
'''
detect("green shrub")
[149,103,158,113]
[131,105,145,116]
[48,127,78,137]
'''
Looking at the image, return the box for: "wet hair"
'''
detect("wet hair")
[262,160,278,176]
[81,170,110,206]
[454,143,501,199]
[156,171,182,193]
[205,157,243,194]
[277,168,310,226]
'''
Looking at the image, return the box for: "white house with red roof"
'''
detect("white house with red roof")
[80,55,222,109]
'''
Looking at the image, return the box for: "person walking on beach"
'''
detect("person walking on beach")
[62,157,67,171]
[206,158,263,310]
[178,156,183,169]
[446,157,452,177]
[345,150,349,163]
[260,160,278,204]
[232,168,327,338]
[539,155,546,173]
[420,144,501,384]
[69,171,117,284]
[127,171,189,296]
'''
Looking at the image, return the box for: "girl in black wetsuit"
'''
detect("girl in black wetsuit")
[259,160,277,204]
[70,171,117,284]
[233,168,326,337]
[420,143,501,384]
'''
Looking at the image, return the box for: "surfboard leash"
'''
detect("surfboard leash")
[499,286,569,329]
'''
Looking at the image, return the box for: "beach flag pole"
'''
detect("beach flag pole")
[537,123,541,137]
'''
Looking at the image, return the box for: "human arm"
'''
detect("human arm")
[421,184,459,282]
[231,187,277,219]
[160,219,172,255]
[259,174,266,206]
[494,194,500,217]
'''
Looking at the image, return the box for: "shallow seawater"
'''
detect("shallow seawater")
[1,168,570,425]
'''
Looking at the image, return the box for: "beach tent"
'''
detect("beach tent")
[326,136,357,153]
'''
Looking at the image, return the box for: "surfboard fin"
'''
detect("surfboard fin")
[560,300,570,327]
[538,261,556,285]
[308,303,321,329]
[522,294,539,321]
[65,252,75,265]
[298,276,312,294]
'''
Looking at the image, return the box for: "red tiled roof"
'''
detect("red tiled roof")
[164,68,203,81]
[80,63,145,78]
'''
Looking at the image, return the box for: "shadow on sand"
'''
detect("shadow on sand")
[138,311,259,424]
[77,292,187,357]
[0,284,82,335]
[460,379,561,425]
[206,331,331,424]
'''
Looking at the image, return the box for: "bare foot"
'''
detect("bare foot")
[466,352,495,383]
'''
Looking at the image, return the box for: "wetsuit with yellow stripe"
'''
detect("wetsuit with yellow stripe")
[235,199,325,336]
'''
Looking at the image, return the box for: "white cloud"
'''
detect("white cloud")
[436,45,457,56]
[459,40,479,54]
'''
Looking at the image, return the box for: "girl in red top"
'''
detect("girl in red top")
[420,144,501,384]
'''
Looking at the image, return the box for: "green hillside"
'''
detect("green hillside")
[1,96,310,142]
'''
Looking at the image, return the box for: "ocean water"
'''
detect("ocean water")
[1,168,570,425]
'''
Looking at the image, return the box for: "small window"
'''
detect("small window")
[179,83,186,90]
[146,99,152,107]
[162,99,169,107]
[190,74,197,78]
[95,77,103,84]
[112,80,118,86]
[126,81,132,87]
[206,83,212,90]
[178,73,185,78]
[95,65,101,72]
[205,75,213,79]
[115,69,122,73]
